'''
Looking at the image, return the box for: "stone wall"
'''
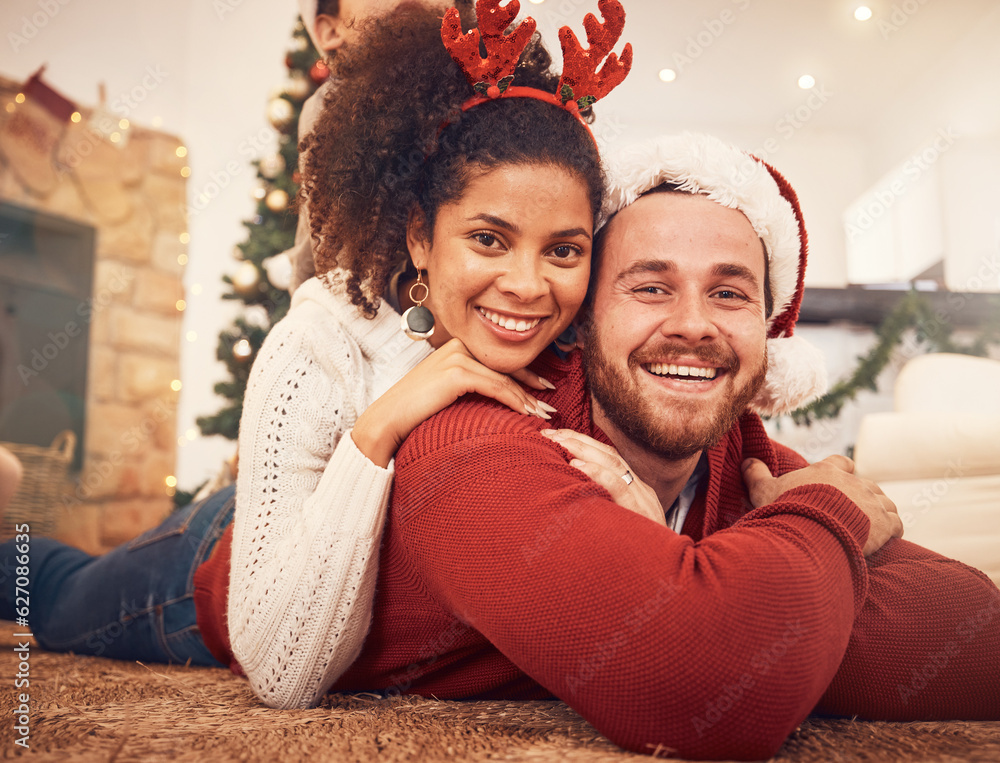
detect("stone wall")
[0,75,187,552]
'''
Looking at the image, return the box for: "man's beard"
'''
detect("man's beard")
[581,318,768,461]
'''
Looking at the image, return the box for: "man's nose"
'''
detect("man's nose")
[659,291,719,343]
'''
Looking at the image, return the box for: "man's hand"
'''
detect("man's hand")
[742,454,903,557]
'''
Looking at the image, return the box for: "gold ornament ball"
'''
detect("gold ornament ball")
[259,153,286,179]
[285,72,312,102]
[267,98,294,131]
[266,188,289,212]
[233,338,253,361]
[232,261,261,295]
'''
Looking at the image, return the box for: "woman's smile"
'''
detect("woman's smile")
[476,307,546,335]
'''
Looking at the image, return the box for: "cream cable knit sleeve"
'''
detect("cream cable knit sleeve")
[227,280,431,709]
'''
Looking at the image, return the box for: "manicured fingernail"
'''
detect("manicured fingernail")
[536,401,557,414]
[539,429,557,436]
[535,408,552,421]
[538,376,556,390]
[570,459,585,468]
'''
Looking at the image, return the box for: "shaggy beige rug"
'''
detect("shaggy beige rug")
[1,626,998,762]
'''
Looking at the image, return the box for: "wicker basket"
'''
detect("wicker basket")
[1,430,76,537]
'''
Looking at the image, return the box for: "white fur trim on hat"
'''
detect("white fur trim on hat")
[752,334,828,416]
[603,132,801,330]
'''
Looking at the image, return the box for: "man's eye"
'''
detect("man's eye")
[715,290,746,300]
[635,286,665,295]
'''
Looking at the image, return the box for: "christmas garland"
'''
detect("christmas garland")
[791,290,1000,426]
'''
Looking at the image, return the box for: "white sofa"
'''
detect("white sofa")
[853,353,1000,585]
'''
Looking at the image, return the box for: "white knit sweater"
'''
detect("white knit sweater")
[228,276,433,709]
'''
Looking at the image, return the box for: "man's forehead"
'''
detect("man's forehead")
[600,192,766,278]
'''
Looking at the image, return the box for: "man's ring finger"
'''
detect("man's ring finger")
[621,470,634,486]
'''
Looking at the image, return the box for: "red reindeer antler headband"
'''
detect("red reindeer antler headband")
[441,0,632,139]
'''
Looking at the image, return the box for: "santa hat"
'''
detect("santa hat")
[602,132,827,416]
[298,0,324,53]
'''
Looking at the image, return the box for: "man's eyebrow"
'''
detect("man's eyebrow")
[712,263,762,291]
[615,259,676,281]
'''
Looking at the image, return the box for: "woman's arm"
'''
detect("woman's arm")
[227,308,555,709]
[228,312,391,709]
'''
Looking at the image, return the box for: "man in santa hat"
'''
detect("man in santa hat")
[330,133,1000,761]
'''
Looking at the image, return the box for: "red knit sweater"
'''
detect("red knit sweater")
[195,351,1000,760]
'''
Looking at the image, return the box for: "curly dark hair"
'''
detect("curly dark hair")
[300,4,605,317]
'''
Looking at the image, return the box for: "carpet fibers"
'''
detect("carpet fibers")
[1,627,997,762]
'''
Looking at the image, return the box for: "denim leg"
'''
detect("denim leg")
[0,484,235,667]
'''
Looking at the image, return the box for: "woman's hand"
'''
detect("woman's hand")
[539,429,667,527]
[352,338,556,467]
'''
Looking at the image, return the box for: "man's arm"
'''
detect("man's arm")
[393,428,871,760]
[767,440,1000,721]
[817,538,1000,719]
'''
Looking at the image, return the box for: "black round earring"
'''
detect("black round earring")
[401,271,435,341]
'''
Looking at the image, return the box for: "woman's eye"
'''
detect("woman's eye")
[473,232,499,248]
[550,244,580,259]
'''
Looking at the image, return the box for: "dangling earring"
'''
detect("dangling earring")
[401,271,435,341]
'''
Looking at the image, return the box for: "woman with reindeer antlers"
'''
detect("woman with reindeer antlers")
[2,0,633,710]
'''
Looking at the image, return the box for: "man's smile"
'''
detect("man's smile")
[643,363,720,381]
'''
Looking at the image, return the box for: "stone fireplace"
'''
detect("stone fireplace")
[0,74,187,552]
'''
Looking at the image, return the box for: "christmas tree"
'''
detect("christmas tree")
[195,19,329,442]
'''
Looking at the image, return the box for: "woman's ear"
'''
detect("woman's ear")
[406,207,431,271]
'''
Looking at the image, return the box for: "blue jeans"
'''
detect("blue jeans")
[0,484,235,666]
